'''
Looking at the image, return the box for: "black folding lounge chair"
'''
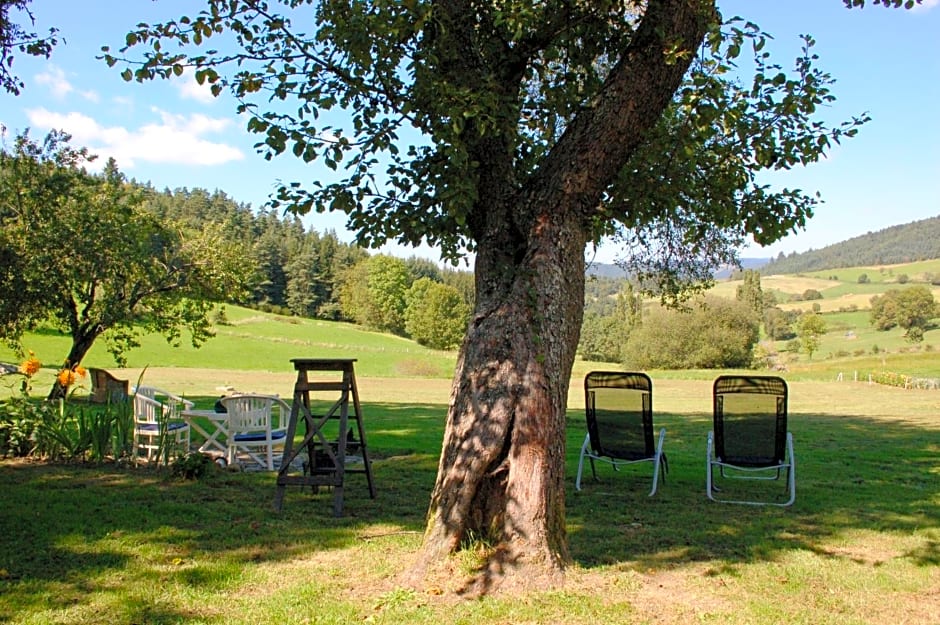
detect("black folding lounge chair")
[707,375,795,506]
[576,371,667,496]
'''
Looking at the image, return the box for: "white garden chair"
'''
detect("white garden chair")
[221,394,291,470]
[133,386,193,465]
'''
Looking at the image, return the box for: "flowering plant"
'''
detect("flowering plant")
[56,365,87,390]
[18,352,41,377]
[14,352,42,395]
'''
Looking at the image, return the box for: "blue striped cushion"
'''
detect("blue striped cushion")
[233,431,287,442]
[138,422,187,432]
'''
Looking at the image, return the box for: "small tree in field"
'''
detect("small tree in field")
[796,311,827,359]
[869,286,938,342]
[0,131,249,399]
[106,0,915,592]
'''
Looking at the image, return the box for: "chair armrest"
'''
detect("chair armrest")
[272,397,292,430]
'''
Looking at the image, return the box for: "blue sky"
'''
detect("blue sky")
[2,0,938,264]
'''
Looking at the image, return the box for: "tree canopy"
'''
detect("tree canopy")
[869,286,939,340]
[107,3,868,288]
[104,0,920,592]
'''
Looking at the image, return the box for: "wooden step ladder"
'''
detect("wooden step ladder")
[274,358,376,516]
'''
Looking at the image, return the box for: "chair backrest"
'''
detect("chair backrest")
[584,371,654,461]
[222,395,275,434]
[713,375,788,467]
[133,393,164,425]
[133,386,187,425]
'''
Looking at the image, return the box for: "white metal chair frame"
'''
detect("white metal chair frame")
[221,394,291,470]
[575,371,667,497]
[706,375,795,507]
[133,386,193,465]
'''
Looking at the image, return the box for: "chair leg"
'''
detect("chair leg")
[706,431,717,502]
[649,427,666,497]
[784,432,796,506]
[575,433,590,491]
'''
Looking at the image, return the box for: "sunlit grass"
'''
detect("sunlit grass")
[1,378,938,624]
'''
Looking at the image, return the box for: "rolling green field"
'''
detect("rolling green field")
[3,255,940,397]
[1,261,939,623]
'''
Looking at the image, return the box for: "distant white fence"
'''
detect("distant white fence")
[837,371,940,389]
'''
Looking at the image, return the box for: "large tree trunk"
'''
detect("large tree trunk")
[408,203,586,593]
[407,0,715,594]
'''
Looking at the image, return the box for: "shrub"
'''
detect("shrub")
[171,452,217,480]
[622,296,758,369]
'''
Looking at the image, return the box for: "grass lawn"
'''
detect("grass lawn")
[1,377,938,624]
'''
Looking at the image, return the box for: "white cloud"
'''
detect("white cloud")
[34,66,99,102]
[913,0,938,11]
[175,75,218,104]
[25,107,244,168]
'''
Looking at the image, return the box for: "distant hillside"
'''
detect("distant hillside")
[761,214,940,275]
[586,257,769,279]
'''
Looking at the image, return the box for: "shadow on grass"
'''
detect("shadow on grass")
[566,409,940,572]
[0,400,445,623]
[0,400,937,621]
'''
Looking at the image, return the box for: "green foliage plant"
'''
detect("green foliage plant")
[869,286,938,340]
[170,451,217,480]
[796,311,827,359]
[623,295,759,369]
[404,278,470,350]
[0,362,128,462]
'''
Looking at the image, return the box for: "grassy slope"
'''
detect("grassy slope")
[3,256,940,396]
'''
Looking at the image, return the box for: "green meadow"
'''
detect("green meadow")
[1,263,938,624]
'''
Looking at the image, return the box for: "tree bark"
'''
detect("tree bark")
[408,0,716,594]
[409,199,585,594]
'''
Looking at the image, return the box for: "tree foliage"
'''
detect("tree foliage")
[339,255,413,335]
[0,0,60,95]
[578,282,641,363]
[795,311,827,359]
[763,306,797,341]
[735,270,764,318]
[0,130,249,396]
[869,286,938,340]
[103,3,870,282]
[404,278,470,350]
